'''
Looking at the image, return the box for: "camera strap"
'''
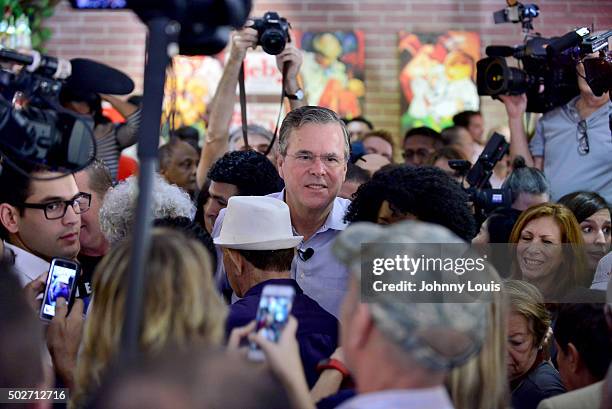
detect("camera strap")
[238,60,287,157]
[238,62,249,149]
[263,62,289,156]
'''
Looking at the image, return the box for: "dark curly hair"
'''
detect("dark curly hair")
[344,165,476,240]
[207,150,284,196]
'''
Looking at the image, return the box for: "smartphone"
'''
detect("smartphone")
[248,284,295,361]
[69,0,128,9]
[39,258,80,322]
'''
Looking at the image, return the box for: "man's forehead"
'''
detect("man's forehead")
[288,122,345,153]
[27,172,79,200]
[172,141,198,157]
[209,181,238,197]
[404,135,435,148]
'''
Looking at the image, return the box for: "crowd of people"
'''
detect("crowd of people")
[0,22,611,409]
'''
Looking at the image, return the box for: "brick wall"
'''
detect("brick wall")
[44,0,612,140]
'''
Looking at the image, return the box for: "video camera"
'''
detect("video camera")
[0,49,97,176]
[449,133,512,220]
[252,12,291,56]
[477,1,612,113]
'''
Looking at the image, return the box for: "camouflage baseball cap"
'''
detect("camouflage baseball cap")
[333,220,491,370]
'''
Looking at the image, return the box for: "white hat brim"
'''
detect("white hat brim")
[214,236,304,250]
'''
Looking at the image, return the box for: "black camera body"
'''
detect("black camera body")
[449,133,512,221]
[476,34,580,113]
[252,11,291,56]
[478,3,612,113]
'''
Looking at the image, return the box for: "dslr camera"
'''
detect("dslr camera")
[252,11,291,55]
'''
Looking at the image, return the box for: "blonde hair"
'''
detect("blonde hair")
[504,279,551,348]
[509,203,589,299]
[447,275,510,409]
[71,228,227,408]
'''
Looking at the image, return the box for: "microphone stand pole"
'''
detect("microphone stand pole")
[119,17,180,362]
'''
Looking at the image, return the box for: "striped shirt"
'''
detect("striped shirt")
[94,109,141,180]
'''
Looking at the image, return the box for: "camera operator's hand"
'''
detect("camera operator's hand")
[46,297,84,389]
[499,94,527,119]
[499,93,538,168]
[276,44,303,92]
[229,26,259,62]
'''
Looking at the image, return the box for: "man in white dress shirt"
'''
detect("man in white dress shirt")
[0,165,84,286]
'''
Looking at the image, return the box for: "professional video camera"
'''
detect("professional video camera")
[579,30,612,97]
[449,133,512,221]
[0,49,100,177]
[252,12,291,56]
[477,1,612,113]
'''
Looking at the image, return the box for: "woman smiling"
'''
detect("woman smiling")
[509,203,589,301]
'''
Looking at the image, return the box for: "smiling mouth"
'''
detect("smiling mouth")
[306,184,327,190]
[523,258,544,266]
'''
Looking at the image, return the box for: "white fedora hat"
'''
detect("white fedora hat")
[214,196,303,250]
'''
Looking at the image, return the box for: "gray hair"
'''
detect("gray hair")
[99,173,196,245]
[228,125,274,151]
[277,106,350,159]
[333,220,491,371]
[502,157,550,203]
[83,159,113,198]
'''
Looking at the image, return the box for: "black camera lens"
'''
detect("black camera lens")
[260,29,286,55]
[485,61,506,94]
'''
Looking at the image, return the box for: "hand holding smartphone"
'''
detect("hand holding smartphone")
[248,284,295,361]
[39,258,80,322]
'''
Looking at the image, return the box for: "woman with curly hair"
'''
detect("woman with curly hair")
[344,165,476,241]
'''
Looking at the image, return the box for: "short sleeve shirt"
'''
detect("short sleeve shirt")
[529,96,612,202]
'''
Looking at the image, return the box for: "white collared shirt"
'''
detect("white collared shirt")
[3,241,49,286]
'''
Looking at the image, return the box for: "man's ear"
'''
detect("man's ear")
[276,154,285,179]
[566,342,580,373]
[0,203,21,234]
[349,303,375,351]
[224,248,245,276]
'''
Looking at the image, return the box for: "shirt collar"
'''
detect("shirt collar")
[269,190,349,234]
[563,95,611,122]
[244,278,303,298]
[3,241,49,284]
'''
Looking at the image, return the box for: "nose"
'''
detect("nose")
[63,203,81,225]
[308,157,327,176]
[594,228,607,245]
[205,202,220,219]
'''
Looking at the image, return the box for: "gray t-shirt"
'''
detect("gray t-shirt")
[529,96,612,202]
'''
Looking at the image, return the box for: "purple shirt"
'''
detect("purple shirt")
[225,278,338,387]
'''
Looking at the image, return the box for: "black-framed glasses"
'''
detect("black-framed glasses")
[20,192,91,220]
[577,120,589,155]
[285,152,347,168]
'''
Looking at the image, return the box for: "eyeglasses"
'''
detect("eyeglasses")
[20,192,91,220]
[285,152,346,168]
[577,120,589,155]
[403,148,433,160]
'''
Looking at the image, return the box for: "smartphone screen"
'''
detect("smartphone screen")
[70,0,128,9]
[40,258,80,322]
[248,284,295,361]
